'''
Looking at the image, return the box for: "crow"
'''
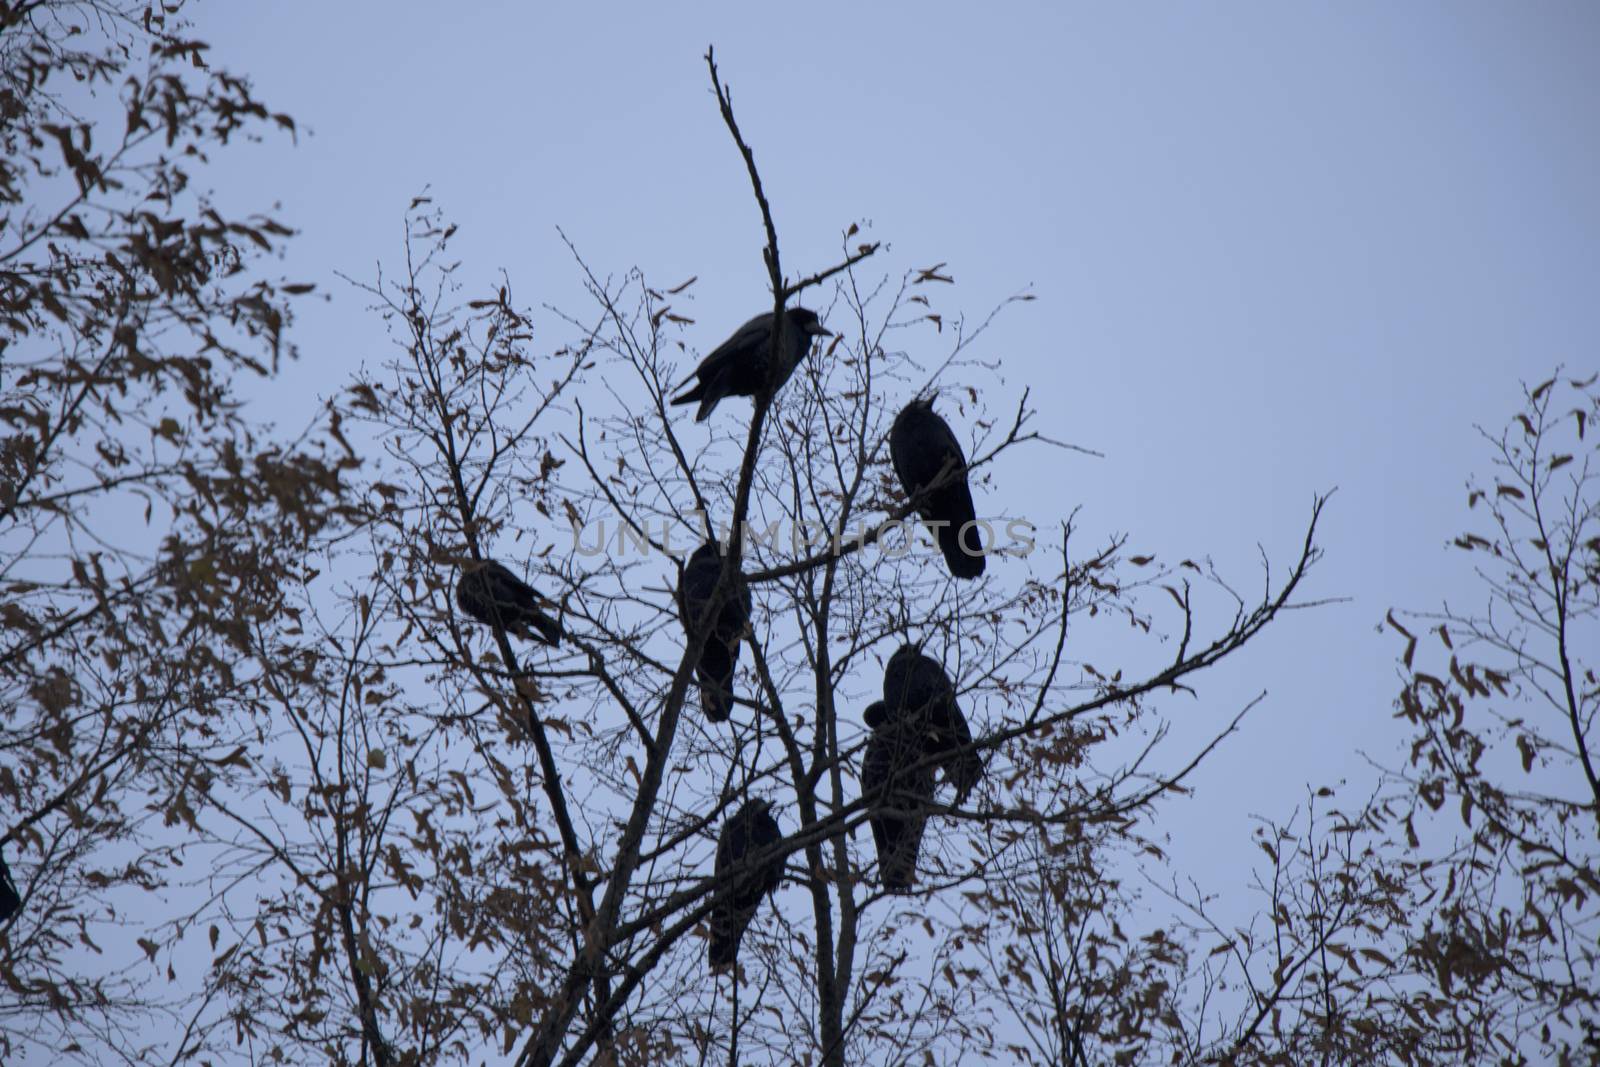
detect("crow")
[671,307,833,422]
[861,700,936,892]
[709,798,784,971]
[0,849,20,924]
[890,396,986,579]
[455,560,563,646]
[676,541,752,722]
[883,644,984,805]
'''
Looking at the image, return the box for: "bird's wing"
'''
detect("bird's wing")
[921,414,968,485]
[675,313,770,391]
[948,698,973,746]
[710,313,772,361]
[678,554,719,621]
[889,417,914,493]
[893,408,969,497]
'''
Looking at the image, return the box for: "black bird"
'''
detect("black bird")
[0,849,20,924]
[455,560,563,646]
[671,307,833,422]
[709,798,784,971]
[861,700,936,892]
[676,541,752,722]
[883,644,984,804]
[890,397,986,579]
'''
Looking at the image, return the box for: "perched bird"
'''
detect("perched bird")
[676,541,753,722]
[883,644,984,804]
[709,798,784,971]
[0,849,20,923]
[671,307,833,422]
[889,397,986,578]
[455,560,563,646]
[861,700,936,892]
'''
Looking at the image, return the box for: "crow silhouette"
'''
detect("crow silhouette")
[709,798,783,971]
[671,307,832,422]
[883,644,984,804]
[890,397,986,578]
[455,560,563,646]
[676,541,752,722]
[861,699,936,892]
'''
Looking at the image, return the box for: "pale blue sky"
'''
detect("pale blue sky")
[191,1,1597,894]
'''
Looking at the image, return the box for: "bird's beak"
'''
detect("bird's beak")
[808,323,834,337]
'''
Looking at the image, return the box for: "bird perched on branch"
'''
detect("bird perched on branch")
[709,798,783,971]
[890,397,986,579]
[883,644,983,804]
[676,541,752,722]
[455,560,563,646]
[861,699,936,893]
[861,644,985,892]
[671,307,833,422]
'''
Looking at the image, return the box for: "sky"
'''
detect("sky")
[186,1,1598,919]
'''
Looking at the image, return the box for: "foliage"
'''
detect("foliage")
[1386,371,1600,1065]
[0,2,348,1061]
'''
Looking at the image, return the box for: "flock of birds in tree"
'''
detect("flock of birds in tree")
[454,305,989,972]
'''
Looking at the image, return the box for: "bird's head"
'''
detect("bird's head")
[688,540,725,567]
[457,557,507,580]
[739,797,776,822]
[863,701,889,730]
[787,307,833,339]
[887,641,925,672]
[892,396,938,432]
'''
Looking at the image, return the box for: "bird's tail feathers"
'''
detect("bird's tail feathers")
[880,844,919,893]
[938,521,986,579]
[946,750,985,805]
[876,811,927,893]
[530,613,564,647]
[701,685,732,723]
[708,927,738,971]
[697,646,735,721]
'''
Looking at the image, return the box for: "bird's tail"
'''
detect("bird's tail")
[669,382,703,409]
[669,383,720,423]
[880,851,919,893]
[700,686,732,723]
[707,923,739,972]
[945,749,985,805]
[937,519,986,579]
[697,642,736,722]
[876,812,927,893]
[528,612,564,647]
